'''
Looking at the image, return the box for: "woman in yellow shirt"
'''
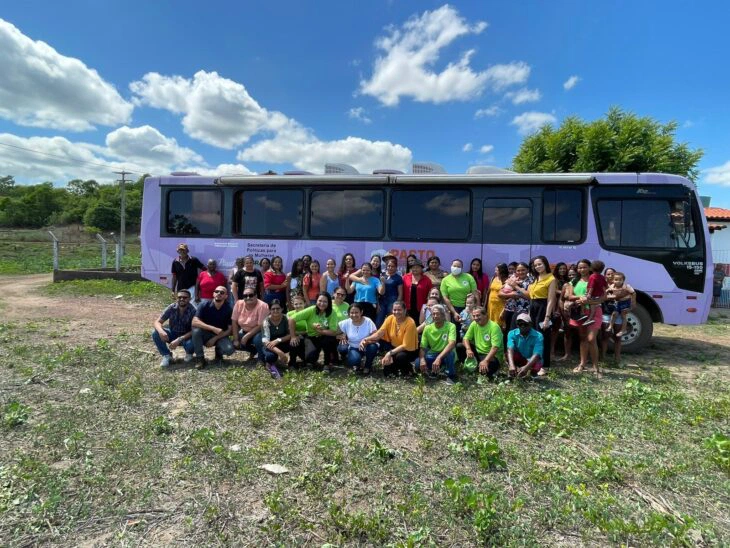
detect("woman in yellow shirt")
[527,255,556,373]
[487,263,509,328]
[362,301,418,377]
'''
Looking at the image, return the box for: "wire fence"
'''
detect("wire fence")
[712,249,730,309]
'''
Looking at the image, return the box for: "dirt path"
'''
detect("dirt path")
[0,274,160,345]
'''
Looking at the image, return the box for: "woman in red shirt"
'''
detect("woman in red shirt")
[468,258,490,307]
[402,258,432,322]
[264,256,288,310]
[195,259,228,304]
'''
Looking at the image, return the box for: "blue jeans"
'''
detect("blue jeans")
[152,329,194,356]
[423,350,456,379]
[191,327,235,358]
[344,343,379,370]
[239,329,264,358]
[376,298,396,328]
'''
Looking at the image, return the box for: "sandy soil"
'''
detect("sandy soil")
[0,274,160,345]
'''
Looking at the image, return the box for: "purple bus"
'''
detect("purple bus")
[141,169,712,352]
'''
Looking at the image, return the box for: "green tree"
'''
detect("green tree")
[83,202,121,231]
[67,179,99,197]
[512,107,703,181]
[0,175,14,195]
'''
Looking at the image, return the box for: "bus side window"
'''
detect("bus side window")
[234,189,303,237]
[310,189,384,239]
[542,189,583,243]
[391,189,470,241]
[166,189,221,235]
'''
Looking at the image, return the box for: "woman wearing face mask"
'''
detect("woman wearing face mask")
[441,259,477,324]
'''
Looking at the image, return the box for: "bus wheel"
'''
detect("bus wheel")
[613,303,653,353]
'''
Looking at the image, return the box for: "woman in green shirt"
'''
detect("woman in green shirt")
[441,259,478,325]
[288,292,339,372]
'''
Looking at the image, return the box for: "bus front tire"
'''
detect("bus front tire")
[611,303,653,354]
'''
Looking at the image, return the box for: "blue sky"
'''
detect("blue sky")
[1,1,730,206]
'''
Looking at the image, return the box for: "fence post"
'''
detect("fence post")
[115,242,121,272]
[96,233,108,268]
[48,231,59,271]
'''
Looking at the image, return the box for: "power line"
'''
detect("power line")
[0,140,142,174]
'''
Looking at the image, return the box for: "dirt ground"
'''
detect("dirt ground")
[0,274,160,344]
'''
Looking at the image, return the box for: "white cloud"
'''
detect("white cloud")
[474,105,502,118]
[511,111,557,135]
[480,144,494,154]
[563,75,580,90]
[237,120,412,174]
[0,133,136,183]
[359,5,491,106]
[130,70,288,149]
[462,143,473,152]
[348,107,372,124]
[0,18,132,131]
[483,61,530,91]
[105,125,203,166]
[505,87,541,105]
[0,129,253,183]
[705,162,730,186]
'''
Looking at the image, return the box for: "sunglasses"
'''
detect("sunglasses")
[177,296,190,299]
[213,290,226,294]
[243,294,255,299]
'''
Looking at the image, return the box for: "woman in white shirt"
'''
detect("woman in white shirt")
[336,302,378,375]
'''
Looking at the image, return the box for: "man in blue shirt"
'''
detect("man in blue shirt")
[507,313,544,378]
[191,285,235,369]
[152,289,196,368]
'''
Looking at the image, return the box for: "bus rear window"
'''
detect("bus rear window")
[166,189,221,235]
[390,190,471,240]
[310,189,384,239]
[234,189,303,237]
[597,198,698,249]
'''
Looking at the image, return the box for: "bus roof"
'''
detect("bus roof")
[156,171,693,189]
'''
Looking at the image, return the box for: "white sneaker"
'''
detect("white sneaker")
[160,355,171,368]
[183,353,194,363]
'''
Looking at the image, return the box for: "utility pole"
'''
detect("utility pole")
[114,170,131,262]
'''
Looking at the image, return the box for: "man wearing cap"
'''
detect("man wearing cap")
[507,312,544,378]
[152,289,196,368]
[191,285,235,369]
[171,243,205,301]
[462,306,503,378]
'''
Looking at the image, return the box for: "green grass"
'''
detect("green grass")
[44,279,169,305]
[0,242,141,274]
[0,316,728,545]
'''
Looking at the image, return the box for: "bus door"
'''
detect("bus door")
[481,197,534,272]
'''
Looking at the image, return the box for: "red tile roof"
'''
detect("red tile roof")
[705,207,730,220]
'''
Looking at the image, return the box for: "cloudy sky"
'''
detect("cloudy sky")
[1,1,730,206]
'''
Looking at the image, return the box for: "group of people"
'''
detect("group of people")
[157,244,636,380]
